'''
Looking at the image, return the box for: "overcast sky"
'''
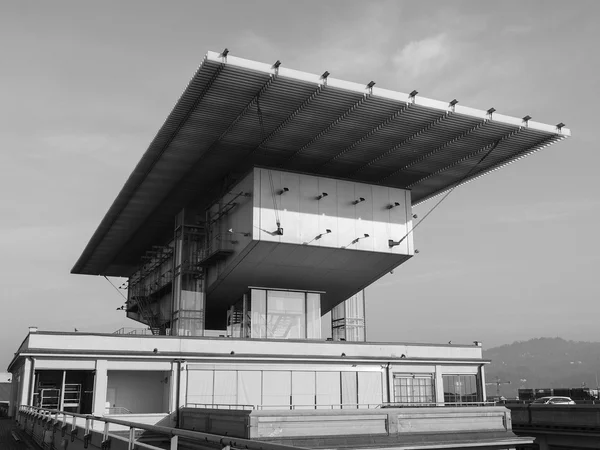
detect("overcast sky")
[1,0,599,370]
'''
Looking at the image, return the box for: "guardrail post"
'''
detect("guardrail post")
[128,426,135,450]
[101,421,111,449]
[170,435,179,450]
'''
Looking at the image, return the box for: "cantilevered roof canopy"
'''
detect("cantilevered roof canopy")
[73,50,570,276]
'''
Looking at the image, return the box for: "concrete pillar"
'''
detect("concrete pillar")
[178,361,188,409]
[170,362,179,413]
[19,358,33,408]
[478,364,487,402]
[92,360,108,415]
[434,365,444,405]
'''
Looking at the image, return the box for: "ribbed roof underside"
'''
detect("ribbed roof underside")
[72,51,570,276]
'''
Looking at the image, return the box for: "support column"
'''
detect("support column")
[59,371,66,410]
[18,358,33,408]
[170,362,178,414]
[178,361,188,409]
[92,360,108,416]
[331,290,366,342]
[172,209,206,336]
[478,364,487,402]
[434,365,444,406]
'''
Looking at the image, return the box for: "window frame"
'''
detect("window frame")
[392,373,435,406]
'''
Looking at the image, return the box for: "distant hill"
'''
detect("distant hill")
[484,337,600,398]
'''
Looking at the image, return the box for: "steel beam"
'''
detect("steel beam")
[349,111,453,176]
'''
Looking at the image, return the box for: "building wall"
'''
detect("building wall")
[9,333,487,415]
[206,173,255,288]
[22,333,484,360]
[254,167,413,254]
[203,168,414,312]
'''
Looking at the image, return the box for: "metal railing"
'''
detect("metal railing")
[187,403,256,410]
[105,406,132,414]
[18,405,304,450]
[186,401,497,410]
[186,403,383,410]
[113,327,154,335]
[382,401,497,408]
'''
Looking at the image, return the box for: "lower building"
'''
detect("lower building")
[8,329,533,449]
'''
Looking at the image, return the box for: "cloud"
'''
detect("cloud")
[391,34,451,79]
[489,199,600,225]
[32,132,144,169]
[502,24,533,35]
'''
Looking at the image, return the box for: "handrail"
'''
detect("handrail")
[186,403,255,410]
[382,401,497,407]
[105,406,132,414]
[19,405,306,450]
[185,401,497,410]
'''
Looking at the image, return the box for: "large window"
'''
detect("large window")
[186,369,383,410]
[393,375,434,405]
[250,289,321,339]
[442,374,480,404]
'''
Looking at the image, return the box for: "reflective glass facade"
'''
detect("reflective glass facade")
[250,289,321,340]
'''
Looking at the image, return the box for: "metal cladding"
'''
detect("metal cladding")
[72,51,570,277]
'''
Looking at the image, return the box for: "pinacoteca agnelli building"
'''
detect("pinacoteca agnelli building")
[72,50,569,340]
[8,51,568,448]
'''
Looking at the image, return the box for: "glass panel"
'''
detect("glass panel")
[262,371,291,409]
[306,293,321,339]
[331,291,365,342]
[187,370,214,406]
[442,374,480,404]
[393,375,434,405]
[292,372,316,409]
[316,372,341,409]
[341,372,358,409]
[237,371,261,407]
[358,372,383,407]
[213,371,237,405]
[250,289,267,338]
[266,290,305,339]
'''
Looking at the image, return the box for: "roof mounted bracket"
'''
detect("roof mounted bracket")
[221,48,229,61]
[272,60,281,75]
[409,90,418,104]
[366,80,376,94]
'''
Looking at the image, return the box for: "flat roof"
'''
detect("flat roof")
[7,330,486,372]
[73,50,570,276]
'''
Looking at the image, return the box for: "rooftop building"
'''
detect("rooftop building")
[8,50,569,449]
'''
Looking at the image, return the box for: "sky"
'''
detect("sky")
[1,0,599,370]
